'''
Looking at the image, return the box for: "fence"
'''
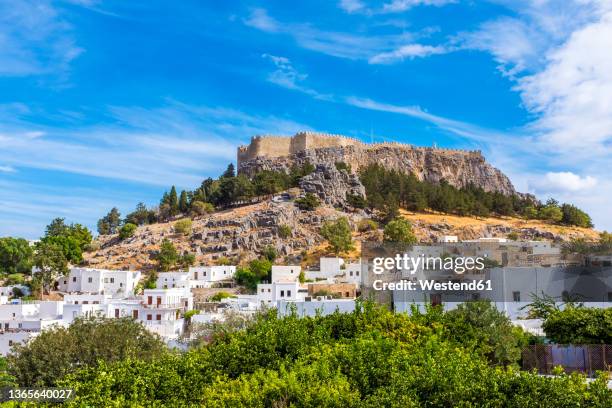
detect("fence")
[522,345,612,377]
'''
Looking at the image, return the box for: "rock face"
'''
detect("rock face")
[238,133,517,195]
[299,164,366,208]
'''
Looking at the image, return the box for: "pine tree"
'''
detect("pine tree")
[178,190,189,213]
[221,163,235,178]
[169,186,179,216]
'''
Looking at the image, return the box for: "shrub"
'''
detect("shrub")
[383,218,417,244]
[191,201,215,216]
[321,217,354,254]
[542,306,612,344]
[174,218,192,236]
[295,193,320,211]
[346,193,367,209]
[210,291,235,302]
[334,161,352,173]
[507,231,519,241]
[119,223,137,240]
[357,219,378,232]
[278,224,292,239]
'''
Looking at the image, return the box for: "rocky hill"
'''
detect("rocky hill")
[238,132,516,195]
[85,198,597,272]
[83,133,596,271]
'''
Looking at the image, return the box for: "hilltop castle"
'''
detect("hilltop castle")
[237,131,514,195]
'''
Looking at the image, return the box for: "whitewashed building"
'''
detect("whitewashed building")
[57,268,141,297]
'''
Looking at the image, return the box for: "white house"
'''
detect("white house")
[0,285,30,298]
[156,272,191,289]
[271,265,301,283]
[139,288,192,339]
[57,268,141,296]
[256,281,305,306]
[188,266,236,286]
[0,301,65,356]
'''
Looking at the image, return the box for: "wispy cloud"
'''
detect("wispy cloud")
[338,0,366,14]
[0,100,312,187]
[381,0,457,14]
[0,0,82,77]
[369,44,450,64]
[262,54,333,100]
[244,8,414,60]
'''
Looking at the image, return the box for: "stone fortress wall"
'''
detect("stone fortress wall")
[237,131,482,166]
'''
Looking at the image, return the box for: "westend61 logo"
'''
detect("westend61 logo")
[370,253,492,292]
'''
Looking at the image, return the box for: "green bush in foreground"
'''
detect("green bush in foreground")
[43,302,611,407]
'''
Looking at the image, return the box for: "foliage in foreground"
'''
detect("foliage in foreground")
[9,301,602,407]
[7,317,166,387]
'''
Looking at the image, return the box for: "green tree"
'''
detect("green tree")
[320,217,354,254]
[278,224,292,239]
[119,223,137,240]
[560,203,593,227]
[234,267,259,292]
[7,316,166,386]
[0,237,33,275]
[539,204,563,223]
[295,193,320,211]
[33,241,68,295]
[221,163,235,178]
[97,208,121,235]
[383,218,417,244]
[249,258,272,281]
[168,186,179,216]
[261,245,277,262]
[157,239,179,271]
[191,201,215,216]
[178,252,196,269]
[179,190,189,213]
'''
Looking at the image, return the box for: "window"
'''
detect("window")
[8,340,12,346]
[115,309,120,318]
[147,296,152,305]
[18,323,22,328]
[356,271,359,276]
[133,310,138,319]
[12,313,15,317]
[287,290,291,297]
[72,277,77,282]
[345,292,350,297]
[512,291,521,302]
[156,314,161,321]
[88,277,93,283]
[280,290,285,297]
[147,314,152,321]
[110,277,115,283]
[83,301,88,304]
[120,283,123,287]
[267,289,271,293]
[349,271,353,276]
[75,301,79,304]
[261,289,264,293]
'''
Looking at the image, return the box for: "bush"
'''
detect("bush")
[321,217,354,254]
[278,224,292,239]
[210,291,235,302]
[334,161,352,173]
[295,193,320,211]
[383,218,417,244]
[157,239,178,271]
[347,193,367,209]
[542,306,612,344]
[507,231,519,241]
[191,201,215,216]
[8,317,166,387]
[357,219,378,232]
[119,223,137,240]
[174,218,192,236]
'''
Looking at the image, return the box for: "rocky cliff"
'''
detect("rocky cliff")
[238,133,516,195]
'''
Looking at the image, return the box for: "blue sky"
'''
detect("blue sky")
[1,0,611,238]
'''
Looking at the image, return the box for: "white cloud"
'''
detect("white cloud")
[369,44,449,64]
[0,101,312,187]
[0,0,82,77]
[530,172,598,194]
[339,0,366,14]
[518,10,612,155]
[0,165,16,173]
[262,54,333,100]
[244,8,414,60]
[382,0,457,13]
[243,8,279,32]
